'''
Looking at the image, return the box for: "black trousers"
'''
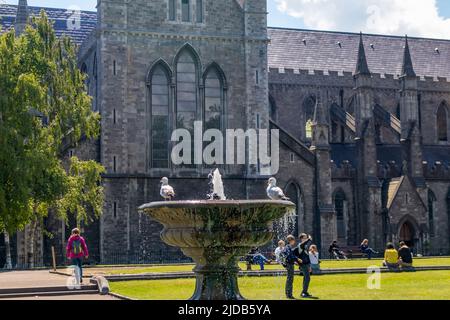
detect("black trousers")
[285,263,295,297]
[300,264,311,294]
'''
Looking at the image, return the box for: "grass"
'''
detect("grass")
[88,258,450,276]
[109,270,450,300]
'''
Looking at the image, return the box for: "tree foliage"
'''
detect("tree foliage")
[0,11,104,235]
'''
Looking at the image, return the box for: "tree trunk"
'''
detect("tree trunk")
[4,231,12,269]
[27,219,37,269]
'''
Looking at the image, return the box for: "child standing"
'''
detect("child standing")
[274,240,286,265]
[308,245,321,274]
[66,228,89,284]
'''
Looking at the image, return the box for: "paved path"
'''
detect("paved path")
[0,270,119,300]
[0,270,70,289]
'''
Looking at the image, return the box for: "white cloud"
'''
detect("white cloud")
[274,0,450,38]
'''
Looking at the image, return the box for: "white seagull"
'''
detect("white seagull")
[160,177,175,201]
[266,177,289,201]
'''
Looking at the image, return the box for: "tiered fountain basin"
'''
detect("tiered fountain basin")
[139,200,295,300]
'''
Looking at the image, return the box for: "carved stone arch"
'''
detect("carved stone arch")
[203,62,227,89]
[146,58,173,85]
[173,43,202,74]
[397,214,420,240]
[147,59,173,169]
[284,180,305,236]
[80,62,88,75]
[202,61,227,134]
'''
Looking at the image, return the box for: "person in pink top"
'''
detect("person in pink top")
[66,228,89,283]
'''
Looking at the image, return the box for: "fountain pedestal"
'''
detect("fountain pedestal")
[139,200,295,300]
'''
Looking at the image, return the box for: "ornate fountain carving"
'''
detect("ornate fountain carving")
[139,199,295,300]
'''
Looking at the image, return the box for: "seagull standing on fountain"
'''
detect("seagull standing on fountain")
[160,177,175,201]
[266,177,289,201]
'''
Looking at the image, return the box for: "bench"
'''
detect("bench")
[342,246,367,259]
[329,246,367,259]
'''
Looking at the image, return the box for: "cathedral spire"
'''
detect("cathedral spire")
[15,0,29,36]
[401,35,416,78]
[354,32,371,76]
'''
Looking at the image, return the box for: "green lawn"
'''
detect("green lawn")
[109,270,450,300]
[99,258,450,275]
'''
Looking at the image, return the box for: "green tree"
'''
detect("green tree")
[0,11,104,268]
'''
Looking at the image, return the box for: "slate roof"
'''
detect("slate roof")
[268,27,450,79]
[0,4,97,44]
[2,5,450,79]
[423,145,450,167]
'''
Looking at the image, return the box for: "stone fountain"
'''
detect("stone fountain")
[138,169,295,300]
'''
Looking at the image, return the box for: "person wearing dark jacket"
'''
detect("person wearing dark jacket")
[398,242,414,270]
[284,235,301,299]
[329,240,347,260]
[298,233,313,298]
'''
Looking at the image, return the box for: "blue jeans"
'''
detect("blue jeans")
[310,264,321,274]
[253,254,269,270]
[71,258,83,281]
[363,248,377,259]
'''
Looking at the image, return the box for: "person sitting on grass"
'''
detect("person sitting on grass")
[360,239,379,260]
[246,247,271,271]
[308,244,321,274]
[383,243,399,271]
[328,240,347,260]
[398,241,414,271]
[66,228,89,284]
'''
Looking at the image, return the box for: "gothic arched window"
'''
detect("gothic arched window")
[285,182,305,237]
[334,189,347,240]
[428,189,437,237]
[181,0,190,22]
[437,102,448,142]
[176,47,198,134]
[168,0,176,21]
[80,63,89,94]
[149,63,171,168]
[196,0,203,23]
[204,66,224,131]
[305,120,313,139]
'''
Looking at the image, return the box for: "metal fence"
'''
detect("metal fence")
[2,248,449,270]
[100,250,193,265]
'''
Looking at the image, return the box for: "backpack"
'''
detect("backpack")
[72,239,82,255]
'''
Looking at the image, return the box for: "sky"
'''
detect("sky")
[2,0,450,39]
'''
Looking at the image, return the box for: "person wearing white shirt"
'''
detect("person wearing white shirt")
[274,240,286,264]
[309,244,321,274]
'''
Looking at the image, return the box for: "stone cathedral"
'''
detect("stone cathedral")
[1,0,450,266]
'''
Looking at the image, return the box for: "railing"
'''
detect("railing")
[2,249,449,270]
